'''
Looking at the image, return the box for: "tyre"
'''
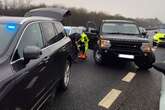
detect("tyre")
[59,60,71,91]
[93,49,105,65]
[135,53,155,70]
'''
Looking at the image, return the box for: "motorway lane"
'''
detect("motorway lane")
[155,47,165,62]
[48,47,164,110]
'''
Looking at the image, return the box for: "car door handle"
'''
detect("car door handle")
[61,46,66,51]
[43,56,50,64]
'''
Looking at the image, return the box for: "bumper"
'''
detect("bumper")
[99,48,151,60]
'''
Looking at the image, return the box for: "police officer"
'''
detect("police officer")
[78,31,89,59]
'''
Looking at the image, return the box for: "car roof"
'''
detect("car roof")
[0,16,55,24]
[102,20,135,24]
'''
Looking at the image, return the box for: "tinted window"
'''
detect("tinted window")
[41,22,58,45]
[13,23,44,61]
[54,22,65,40]
[0,23,19,56]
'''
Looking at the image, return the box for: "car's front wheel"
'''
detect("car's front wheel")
[59,60,71,91]
[93,49,105,65]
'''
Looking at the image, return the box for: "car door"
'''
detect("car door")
[11,22,52,109]
[40,21,67,83]
[54,21,69,78]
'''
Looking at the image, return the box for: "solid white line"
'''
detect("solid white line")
[98,89,122,109]
[122,72,136,83]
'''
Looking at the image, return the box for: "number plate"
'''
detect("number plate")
[118,54,134,59]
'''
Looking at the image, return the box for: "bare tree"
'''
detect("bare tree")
[0,0,3,9]
[3,0,9,9]
[25,0,31,8]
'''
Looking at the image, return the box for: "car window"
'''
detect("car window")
[41,22,58,45]
[12,23,44,61]
[54,22,65,40]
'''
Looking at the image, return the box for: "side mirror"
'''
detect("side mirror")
[23,46,42,61]
[153,62,165,75]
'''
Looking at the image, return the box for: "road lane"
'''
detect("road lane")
[155,47,165,62]
[122,72,136,83]
[98,89,122,109]
[47,47,164,110]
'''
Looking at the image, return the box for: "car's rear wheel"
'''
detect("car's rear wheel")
[93,49,105,65]
[59,60,71,91]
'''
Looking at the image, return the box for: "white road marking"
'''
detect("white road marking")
[98,89,122,109]
[122,72,136,83]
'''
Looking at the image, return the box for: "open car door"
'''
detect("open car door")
[25,8,71,21]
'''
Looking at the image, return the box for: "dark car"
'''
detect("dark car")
[89,20,155,70]
[0,9,72,110]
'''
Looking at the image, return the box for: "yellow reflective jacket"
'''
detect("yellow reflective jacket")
[80,32,89,52]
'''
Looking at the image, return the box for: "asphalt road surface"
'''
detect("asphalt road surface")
[47,47,165,110]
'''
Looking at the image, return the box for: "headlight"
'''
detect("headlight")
[141,43,152,52]
[100,39,111,48]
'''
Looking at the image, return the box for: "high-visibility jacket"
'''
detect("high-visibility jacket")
[80,32,89,52]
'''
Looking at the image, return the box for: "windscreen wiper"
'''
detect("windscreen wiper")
[104,32,120,34]
[117,33,138,35]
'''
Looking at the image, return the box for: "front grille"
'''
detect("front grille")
[111,41,142,49]
[110,41,142,55]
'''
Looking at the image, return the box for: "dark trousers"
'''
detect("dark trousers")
[79,41,85,54]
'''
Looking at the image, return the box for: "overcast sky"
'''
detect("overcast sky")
[31,0,165,22]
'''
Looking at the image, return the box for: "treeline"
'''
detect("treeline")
[64,8,162,28]
[0,0,162,28]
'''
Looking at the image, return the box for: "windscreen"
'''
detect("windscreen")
[102,22,140,35]
[0,23,19,56]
